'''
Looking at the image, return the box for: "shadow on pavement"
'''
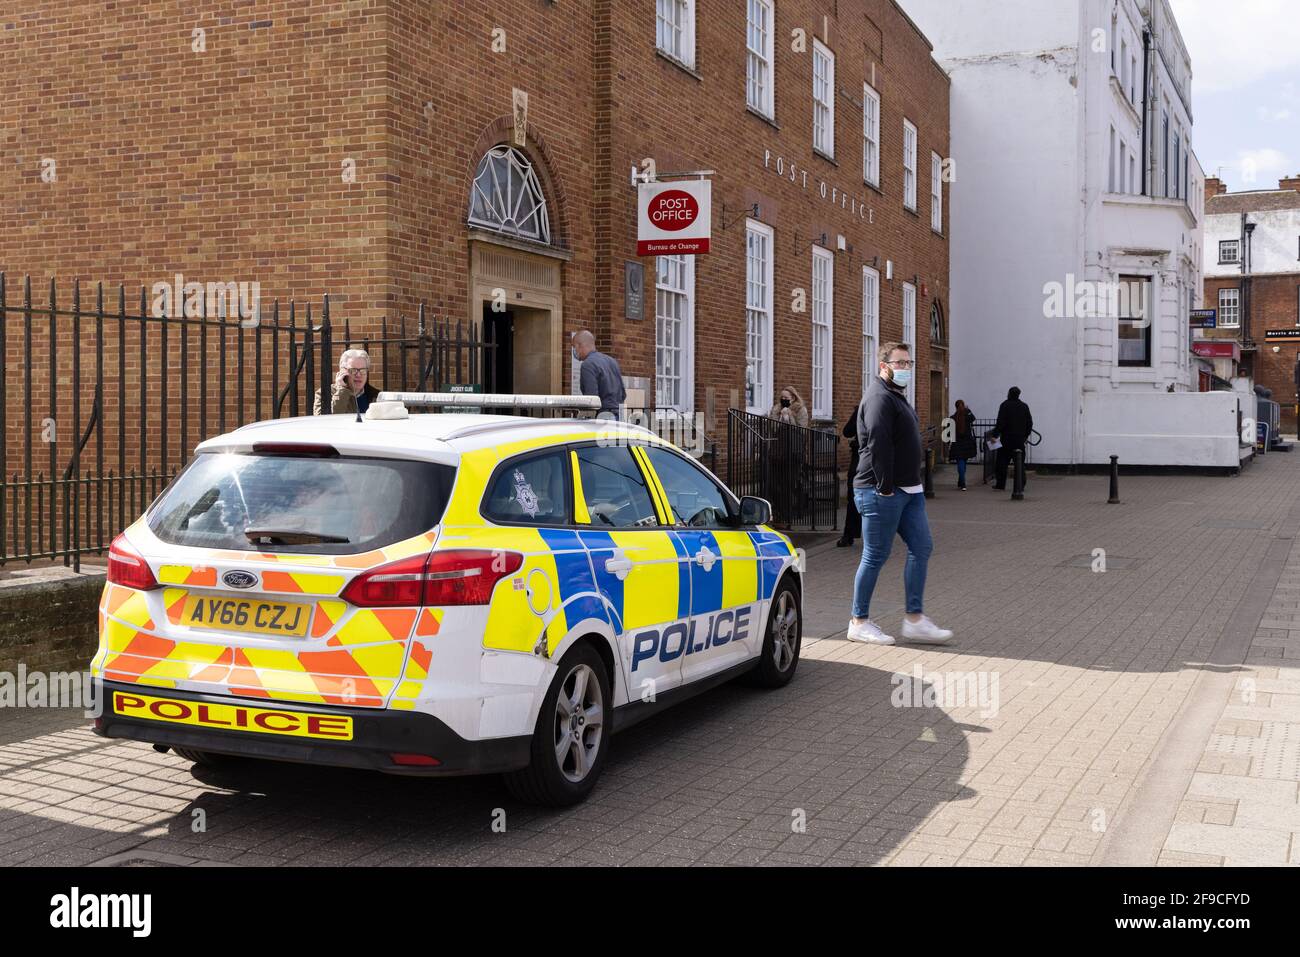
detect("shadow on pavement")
[0,660,972,866]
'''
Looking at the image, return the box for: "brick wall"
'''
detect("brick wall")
[0,573,104,676]
[2,0,949,484]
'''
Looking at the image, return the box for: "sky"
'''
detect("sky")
[1169,0,1300,192]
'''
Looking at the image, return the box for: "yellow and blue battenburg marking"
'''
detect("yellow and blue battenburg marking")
[537,528,609,629]
[750,529,794,600]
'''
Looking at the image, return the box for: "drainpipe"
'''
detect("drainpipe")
[1140,29,1150,195]
[1244,219,1255,373]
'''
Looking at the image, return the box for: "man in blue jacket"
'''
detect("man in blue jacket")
[846,342,953,646]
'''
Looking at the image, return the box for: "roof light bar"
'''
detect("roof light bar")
[376,391,602,411]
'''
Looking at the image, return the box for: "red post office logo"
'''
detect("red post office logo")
[646,190,699,231]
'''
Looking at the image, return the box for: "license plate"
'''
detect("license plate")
[181,596,310,637]
[113,691,353,740]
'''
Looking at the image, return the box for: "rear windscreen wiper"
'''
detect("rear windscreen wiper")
[243,528,351,545]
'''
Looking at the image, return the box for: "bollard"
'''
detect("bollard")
[1108,454,1120,504]
[1011,448,1025,500]
[923,447,935,498]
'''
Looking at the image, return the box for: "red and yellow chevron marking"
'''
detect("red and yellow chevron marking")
[158,565,217,587]
[261,570,345,595]
[414,608,442,637]
[310,600,346,638]
[328,608,417,647]
[102,585,155,631]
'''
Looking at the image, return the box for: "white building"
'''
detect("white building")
[903,0,1237,467]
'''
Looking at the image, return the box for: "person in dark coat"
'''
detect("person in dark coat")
[949,399,976,490]
[836,408,860,546]
[845,342,954,646]
[993,386,1033,490]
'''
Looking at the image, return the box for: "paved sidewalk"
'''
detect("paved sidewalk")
[1,456,1297,866]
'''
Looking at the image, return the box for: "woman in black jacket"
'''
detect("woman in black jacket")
[949,399,976,490]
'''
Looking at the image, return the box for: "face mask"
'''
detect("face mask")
[891,369,913,389]
[780,398,791,408]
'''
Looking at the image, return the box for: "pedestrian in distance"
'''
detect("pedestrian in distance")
[571,329,627,419]
[767,385,811,524]
[993,386,1033,490]
[768,386,810,428]
[837,406,860,547]
[315,348,379,416]
[846,342,954,646]
[949,399,977,491]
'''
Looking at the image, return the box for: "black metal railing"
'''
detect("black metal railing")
[954,419,1042,485]
[0,274,494,569]
[726,409,838,530]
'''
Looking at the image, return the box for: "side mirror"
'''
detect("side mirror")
[738,496,771,526]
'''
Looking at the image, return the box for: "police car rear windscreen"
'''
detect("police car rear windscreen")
[147,452,455,554]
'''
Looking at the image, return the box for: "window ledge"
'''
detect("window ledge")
[656,49,702,81]
[813,147,837,166]
[1109,75,1141,124]
[466,226,574,261]
[745,105,780,130]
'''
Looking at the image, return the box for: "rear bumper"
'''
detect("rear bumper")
[92,679,531,776]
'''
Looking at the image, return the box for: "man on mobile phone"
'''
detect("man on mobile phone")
[314,349,379,415]
[846,342,953,647]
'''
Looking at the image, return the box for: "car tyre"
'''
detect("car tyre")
[747,578,802,688]
[504,642,611,807]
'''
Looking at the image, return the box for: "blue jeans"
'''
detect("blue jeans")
[851,487,933,620]
[955,458,968,486]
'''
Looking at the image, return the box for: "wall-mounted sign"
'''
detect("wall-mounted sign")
[441,382,481,413]
[1264,328,1300,341]
[1191,340,1240,360]
[1189,308,1216,328]
[624,261,644,320]
[637,180,711,256]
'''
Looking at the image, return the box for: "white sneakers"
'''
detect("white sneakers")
[846,615,953,646]
[847,619,896,645]
[900,615,954,644]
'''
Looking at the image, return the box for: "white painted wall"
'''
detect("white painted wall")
[1081,390,1244,466]
[1205,205,1300,278]
[904,0,1214,464]
[904,0,1083,462]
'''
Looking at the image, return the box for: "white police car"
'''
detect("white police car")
[91,394,803,805]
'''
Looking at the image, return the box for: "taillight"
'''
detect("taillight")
[339,553,427,607]
[106,533,160,590]
[340,549,523,608]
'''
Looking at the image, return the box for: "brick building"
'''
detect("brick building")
[1202,175,1300,431]
[0,1,949,481]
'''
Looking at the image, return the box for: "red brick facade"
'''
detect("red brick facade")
[1,1,949,481]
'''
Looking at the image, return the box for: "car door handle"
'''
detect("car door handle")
[693,547,717,572]
[604,555,633,580]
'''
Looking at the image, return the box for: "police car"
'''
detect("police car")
[91,394,803,805]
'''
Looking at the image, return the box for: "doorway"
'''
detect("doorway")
[929,370,945,431]
[482,302,553,395]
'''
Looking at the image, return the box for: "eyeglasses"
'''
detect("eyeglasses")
[344,366,368,374]
[885,359,914,369]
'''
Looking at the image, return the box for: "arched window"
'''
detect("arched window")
[930,300,945,345]
[467,145,551,244]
